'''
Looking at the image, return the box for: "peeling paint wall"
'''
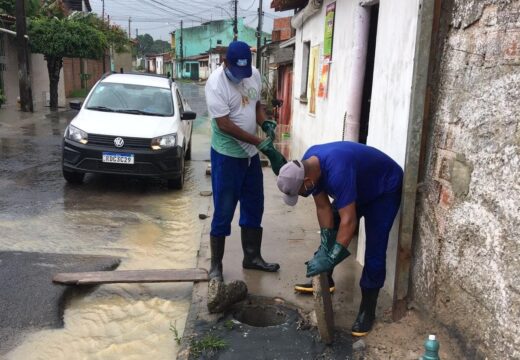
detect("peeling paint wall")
[412,1,520,359]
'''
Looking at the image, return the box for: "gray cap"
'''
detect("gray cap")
[277,160,305,206]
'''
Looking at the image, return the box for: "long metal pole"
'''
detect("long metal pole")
[15,0,33,112]
[180,20,184,78]
[256,0,263,69]
[233,0,238,40]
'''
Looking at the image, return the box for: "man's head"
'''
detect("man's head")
[225,41,252,82]
[277,159,319,206]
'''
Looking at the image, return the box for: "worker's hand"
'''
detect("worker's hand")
[261,120,277,141]
[257,138,287,175]
[306,242,350,277]
[313,228,338,257]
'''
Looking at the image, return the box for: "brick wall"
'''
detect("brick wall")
[273,17,294,41]
[63,56,110,97]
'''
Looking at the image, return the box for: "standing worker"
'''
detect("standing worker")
[276,141,403,336]
[205,41,287,282]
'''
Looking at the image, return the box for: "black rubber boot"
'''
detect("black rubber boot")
[209,236,225,282]
[241,227,280,272]
[351,288,380,336]
[294,271,335,294]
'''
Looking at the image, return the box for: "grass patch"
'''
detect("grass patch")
[169,322,182,345]
[69,88,89,98]
[190,334,228,357]
[224,320,234,330]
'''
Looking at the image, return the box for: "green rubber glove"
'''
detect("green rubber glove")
[306,242,350,277]
[257,138,287,175]
[313,228,338,258]
[261,120,277,141]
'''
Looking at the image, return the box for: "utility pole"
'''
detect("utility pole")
[101,0,106,73]
[256,0,263,70]
[136,29,138,38]
[180,20,184,79]
[128,17,131,39]
[233,0,238,40]
[102,0,105,21]
[15,0,33,112]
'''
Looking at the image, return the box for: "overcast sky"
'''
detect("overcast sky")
[89,0,293,41]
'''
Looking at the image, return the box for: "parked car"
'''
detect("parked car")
[62,73,195,189]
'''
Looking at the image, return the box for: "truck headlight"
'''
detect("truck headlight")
[65,125,88,144]
[151,133,177,150]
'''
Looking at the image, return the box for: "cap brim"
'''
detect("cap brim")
[229,64,252,79]
[283,193,299,206]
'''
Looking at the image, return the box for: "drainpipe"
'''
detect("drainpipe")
[343,6,371,142]
[291,0,323,30]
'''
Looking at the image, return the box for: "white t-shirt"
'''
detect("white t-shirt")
[205,65,262,158]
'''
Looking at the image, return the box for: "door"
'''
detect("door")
[190,63,199,80]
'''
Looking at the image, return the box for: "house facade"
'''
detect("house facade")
[173,18,269,79]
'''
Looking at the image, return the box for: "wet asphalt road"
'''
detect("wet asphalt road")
[0,82,211,357]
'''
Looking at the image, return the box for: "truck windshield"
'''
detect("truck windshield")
[86,82,174,117]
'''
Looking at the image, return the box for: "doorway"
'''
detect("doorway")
[358,4,379,144]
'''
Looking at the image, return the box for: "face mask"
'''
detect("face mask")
[301,180,315,197]
[224,67,242,84]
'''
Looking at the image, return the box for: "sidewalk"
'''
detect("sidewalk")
[178,165,395,359]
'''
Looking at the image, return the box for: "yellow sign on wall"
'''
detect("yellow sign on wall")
[308,45,320,114]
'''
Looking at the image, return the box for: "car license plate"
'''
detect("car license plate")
[102,152,134,164]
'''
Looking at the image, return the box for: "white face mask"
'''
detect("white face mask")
[224,67,242,84]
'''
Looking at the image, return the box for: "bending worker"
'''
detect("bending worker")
[205,41,287,282]
[276,141,403,336]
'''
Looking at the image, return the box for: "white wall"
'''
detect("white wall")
[2,36,65,108]
[30,53,66,108]
[290,0,421,296]
[156,56,164,75]
[290,0,357,158]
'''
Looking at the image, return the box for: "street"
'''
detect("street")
[0,82,212,359]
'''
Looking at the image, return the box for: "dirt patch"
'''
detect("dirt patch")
[362,309,465,360]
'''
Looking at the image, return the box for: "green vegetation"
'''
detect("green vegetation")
[27,1,130,109]
[136,33,171,56]
[190,334,227,357]
[169,322,182,346]
[224,320,234,330]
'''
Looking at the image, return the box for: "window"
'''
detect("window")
[300,41,310,102]
[85,83,174,116]
[185,63,190,72]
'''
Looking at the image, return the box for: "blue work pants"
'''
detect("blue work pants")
[356,191,402,289]
[210,148,264,237]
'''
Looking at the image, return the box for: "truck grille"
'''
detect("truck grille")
[88,134,152,149]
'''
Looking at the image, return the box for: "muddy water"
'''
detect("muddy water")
[1,83,211,359]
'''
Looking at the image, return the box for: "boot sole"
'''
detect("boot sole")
[351,330,370,337]
[242,264,280,272]
[294,285,335,294]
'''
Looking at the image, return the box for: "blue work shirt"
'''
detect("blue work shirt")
[302,142,403,208]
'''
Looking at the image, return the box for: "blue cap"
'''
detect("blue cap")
[226,41,252,79]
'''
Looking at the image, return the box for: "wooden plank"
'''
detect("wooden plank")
[53,268,209,285]
[313,273,334,344]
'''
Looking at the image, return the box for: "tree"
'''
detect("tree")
[151,39,171,54]
[0,0,40,17]
[28,17,106,108]
[136,33,154,56]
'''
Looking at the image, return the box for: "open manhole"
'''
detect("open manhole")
[233,305,288,327]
